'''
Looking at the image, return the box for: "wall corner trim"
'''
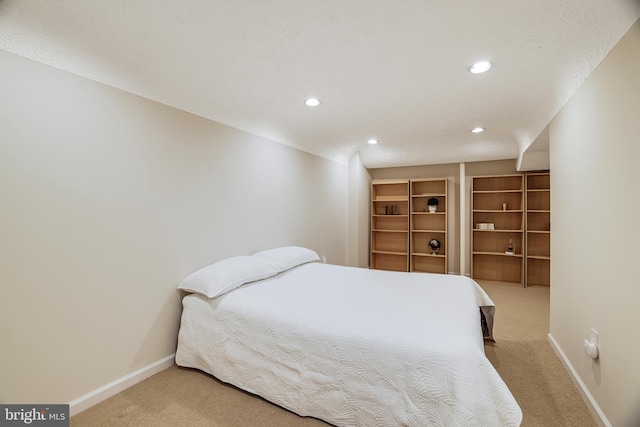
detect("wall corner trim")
[547,333,610,427]
[68,354,176,416]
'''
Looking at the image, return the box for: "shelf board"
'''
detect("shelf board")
[412,211,446,215]
[371,250,408,256]
[373,179,409,185]
[373,197,408,202]
[527,230,550,234]
[527,209,550,213]
[473,190,523,194]
[527,255,550,260]
[473,229,523,233]
[527,189,550,192]
[473,209,523,213]
[412,193,446,197]
[372,229,408,233]
[372,214,408,217]
[473,251,523,258]
[411,229,446,233]
[412,252,446,258]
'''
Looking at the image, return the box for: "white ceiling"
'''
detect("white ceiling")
[1,1,639,169]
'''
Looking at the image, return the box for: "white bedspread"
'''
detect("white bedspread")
[176,263,522,426]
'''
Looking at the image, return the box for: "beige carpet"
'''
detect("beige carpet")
[479,282,597,427]
[71,282,597,427]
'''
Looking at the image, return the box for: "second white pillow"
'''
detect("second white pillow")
[253,246,320,272]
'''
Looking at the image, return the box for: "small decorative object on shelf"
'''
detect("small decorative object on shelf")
[476,223,495,230]
[382,205,400,215]
[429,239,441,255]
[502,202,508,211]
[427,198,439,213]
[505,237,515,255]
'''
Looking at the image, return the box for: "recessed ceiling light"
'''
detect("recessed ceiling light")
[471,127,485,133]
[469,61,492,74]
[368,139,379,145]
[305,98,321,107]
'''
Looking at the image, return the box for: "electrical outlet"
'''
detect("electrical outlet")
[584,328,599,359]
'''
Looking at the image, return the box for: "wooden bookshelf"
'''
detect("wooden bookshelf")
[472,175,524,286]
[410,178,447,274]
[370,180,410,271]
[525,172,550,286]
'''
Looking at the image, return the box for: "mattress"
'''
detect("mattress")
[175,262,522,426]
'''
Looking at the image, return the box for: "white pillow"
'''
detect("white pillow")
[177,255,279,298]
[253,246,320,272]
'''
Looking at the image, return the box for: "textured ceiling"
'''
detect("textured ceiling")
[1,0,639,168]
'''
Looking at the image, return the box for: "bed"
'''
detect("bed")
[175,247,522,426]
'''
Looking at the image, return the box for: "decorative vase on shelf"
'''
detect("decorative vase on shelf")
[505,237,515,255]
[427,197,438,213]
[429,239,441,255]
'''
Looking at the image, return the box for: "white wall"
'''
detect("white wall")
[549,18,640,427]
[0,50,348,405]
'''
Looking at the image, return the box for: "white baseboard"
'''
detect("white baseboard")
[68,353,175,416]
[547,333,609,427]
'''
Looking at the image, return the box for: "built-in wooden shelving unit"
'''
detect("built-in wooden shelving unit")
[471,174,525,286]
[370,180,410,271]
[525,172,551,286]
[410,178,447,274]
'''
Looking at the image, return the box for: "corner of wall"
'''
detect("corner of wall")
[347,152,371,268]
